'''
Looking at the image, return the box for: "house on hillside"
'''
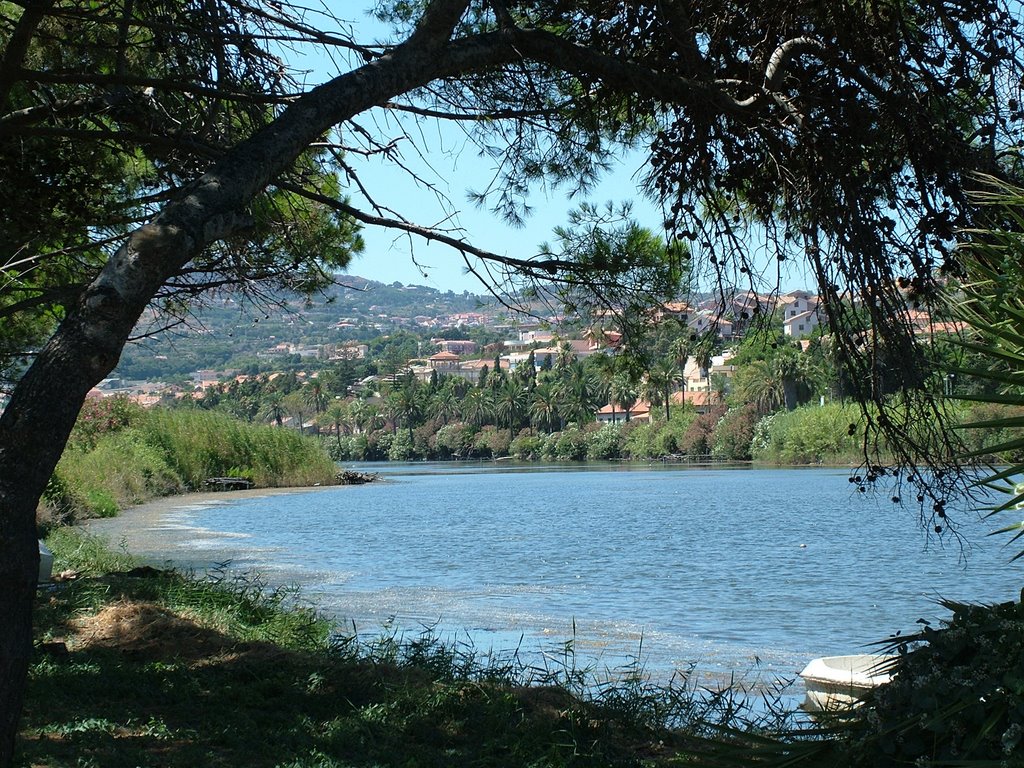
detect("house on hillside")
[654,301,693,323]
[435,339,478,355]
[783,309,820,338]
[779,290,818,319]
[687,311,734,340]
[583,327,624,353]
[428,350,461,371]
[423,352,507,385]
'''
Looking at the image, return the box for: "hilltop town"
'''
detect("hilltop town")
[85,275,959,430]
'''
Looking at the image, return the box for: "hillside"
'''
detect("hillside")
[113,276,507,380]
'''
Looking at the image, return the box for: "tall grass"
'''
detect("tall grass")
[42,407,337,525]
[140,409,336,488]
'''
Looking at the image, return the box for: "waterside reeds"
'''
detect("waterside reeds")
[41,406,337,526]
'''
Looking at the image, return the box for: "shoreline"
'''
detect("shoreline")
[79,484,342,570]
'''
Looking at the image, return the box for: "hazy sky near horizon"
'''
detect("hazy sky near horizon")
[299,5,814,296]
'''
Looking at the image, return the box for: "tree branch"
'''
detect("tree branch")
[0,0,55,111]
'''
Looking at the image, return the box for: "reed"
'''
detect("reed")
[43,407,337,525]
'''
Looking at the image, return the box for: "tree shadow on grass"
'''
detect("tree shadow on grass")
[20,573,686,768]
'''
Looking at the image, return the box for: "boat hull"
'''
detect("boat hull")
[799,654,896,713]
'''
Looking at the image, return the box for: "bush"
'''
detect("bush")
[751,402,863,464]
[551,426,590,461]
[433,422,476,459]
[471,426,510,458]
[587,424,622,460]
[679,407,725,457]
[848,595,1024,766]
[327,434,370,461]
[388,429,417,461]
[510,432,545,460]
[711,405,759,460]
[69,395,144,450]
[622,422,657,459]
[958,402,1024,462]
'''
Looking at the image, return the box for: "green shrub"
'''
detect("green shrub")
[83,489,119,518]
[587,424,622,460]
[958,402,1024,462]
[388,429,416,461]
[69,395,145,450]
[622,422,658,459]
[552,426,589,461]
[433,422,476,459]
[679,407,725,457]
[751,403,863,464]
[39,472,85,531]
[329,433,370,461]
[848,595,1024,766]
[510,433,545,460]
[711,405,759,460]
[471,425,510,458]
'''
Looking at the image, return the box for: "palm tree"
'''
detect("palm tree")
[645,357,680,421]
[557,363,600,427]
[555,341,576,372]
[282,390,308,433]
[461,387,493,427]
[387,374,422,441]
[258,392,286,428]
[529,381,560,433]
[591,352,619,422]
[670,336,691,385]
[733,358,785,413]
[303,380,329,415]
[495,379,528,440]
[322,402,346,448]
[695,344,713,394]
[610,373,639,422]
[347,398,368,433]
[429,380,460,425]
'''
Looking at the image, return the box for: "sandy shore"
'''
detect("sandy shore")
[81,485,341,570]
[102,484,335,523]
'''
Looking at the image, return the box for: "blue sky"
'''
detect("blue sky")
[300,5,813,296]
[281,6,663,294]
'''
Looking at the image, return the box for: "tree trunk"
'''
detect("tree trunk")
[0,13,523,759]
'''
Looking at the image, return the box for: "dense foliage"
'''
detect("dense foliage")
[847,596,1024,766]
[40,397,337,527]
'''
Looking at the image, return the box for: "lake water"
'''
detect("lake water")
[88,464,1023,694]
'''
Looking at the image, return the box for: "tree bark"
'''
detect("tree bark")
[0,5,523,759]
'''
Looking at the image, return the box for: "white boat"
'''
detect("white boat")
[38,539,53,584]
[799,654,897,712]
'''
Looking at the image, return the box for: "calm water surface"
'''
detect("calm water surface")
[89,465,1023,689]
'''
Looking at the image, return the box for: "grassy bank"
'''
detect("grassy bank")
[41,400,338,527]
[21,528,753,768]
[22,530,1024,767]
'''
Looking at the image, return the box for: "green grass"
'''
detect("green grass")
[41,407,339,527]
[32,529,1016,768]
[22,529,744,768]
